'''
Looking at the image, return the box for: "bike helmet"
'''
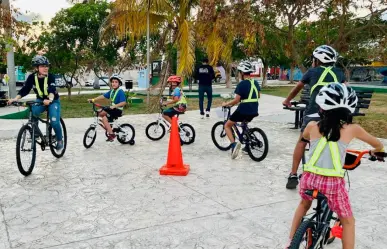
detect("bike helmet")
[237,60,254,73]
[312,45,338,64]
[167,75,182,84]
[32,55,50,67]
[316,83,358,113]
[110,74,123,86]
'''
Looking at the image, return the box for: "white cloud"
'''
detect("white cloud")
[12,0,72,23]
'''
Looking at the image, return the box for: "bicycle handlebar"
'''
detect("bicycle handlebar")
[11,101,45,107]
[344,150,386,170]
[89,102,110,112]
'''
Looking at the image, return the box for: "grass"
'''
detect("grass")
[261,85,295,98]
[60,94,228,119]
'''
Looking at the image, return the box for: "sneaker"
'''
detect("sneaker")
[231,142,242,159]
[200,114,205,119]
[106,133,116,142]
[56,140,64,151]
[286,173,299,189]
[205,111,210,118]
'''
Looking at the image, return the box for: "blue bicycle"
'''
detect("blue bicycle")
[211,106,269,161]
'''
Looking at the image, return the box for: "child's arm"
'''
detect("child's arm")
[88,95,106,103]
[222,94,241,107]
[111,101,126,109]
[165,96,179,105]
[353,124,384,153]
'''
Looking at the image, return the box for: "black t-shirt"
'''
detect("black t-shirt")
[302,67,346,116]
[235,79,260,115]
[18,73,59,100]
[195,64,215,86]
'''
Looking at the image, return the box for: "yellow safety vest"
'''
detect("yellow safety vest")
[240,79,259,103]
[304,137,345,177]
[35,75,48,98]
[310,66,338,95]
[110,89,124,110]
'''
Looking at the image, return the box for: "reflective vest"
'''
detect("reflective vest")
[304,137,345,177]
[240,79,259,103]
[35,75,48,98]
[175,88,187,110]
[110,89,124,110]
[310,66,338,95]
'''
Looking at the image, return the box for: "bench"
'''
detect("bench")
[283,85,311,129]
[348,89,374,122]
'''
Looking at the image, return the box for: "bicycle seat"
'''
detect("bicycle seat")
[305,189,327,200]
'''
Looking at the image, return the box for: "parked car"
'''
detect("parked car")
[85,76,109,87]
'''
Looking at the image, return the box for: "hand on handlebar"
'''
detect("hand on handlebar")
[43,99,52,106]
[282,99,291,108]
[87,99,94,103]
[370,150,386,162]
[7,98,17,105]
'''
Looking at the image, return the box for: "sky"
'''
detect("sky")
[12,0,387,23]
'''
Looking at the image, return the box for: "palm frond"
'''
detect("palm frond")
[177,20,195,77]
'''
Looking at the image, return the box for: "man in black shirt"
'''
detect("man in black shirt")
[195,58,215,118]
[8,55,64,151]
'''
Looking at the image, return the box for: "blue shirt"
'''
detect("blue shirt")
[302,67,346,116]
[235,79,260,115]
[103,89,126,105]
[172,87,182,99]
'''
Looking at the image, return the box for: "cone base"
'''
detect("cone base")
[159,164,190,176]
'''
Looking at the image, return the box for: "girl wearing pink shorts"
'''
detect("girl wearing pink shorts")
[286,83,384,249]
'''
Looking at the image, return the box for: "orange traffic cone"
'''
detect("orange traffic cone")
[159,116,190,176]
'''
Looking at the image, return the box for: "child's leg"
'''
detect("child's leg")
[224,120,236,143]
[162,113,172,124]
[339,216,355,249]
[99,111,113,134]
[288,199,313,240]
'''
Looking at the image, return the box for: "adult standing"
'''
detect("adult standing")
[195,58,215,118]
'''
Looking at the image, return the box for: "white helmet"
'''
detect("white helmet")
[316,83,358,113]
[237,60,254,73]
[110,74,123,86]
[313,45,338,64]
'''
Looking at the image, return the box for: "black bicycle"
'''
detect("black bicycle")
[13,101,67,176]
[211,106,269,161]
[83,103,135,148]
[289,150,387,249]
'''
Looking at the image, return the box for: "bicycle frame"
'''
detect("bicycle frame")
[157,98,185,130]
[24,103,52,147]
[222,106,250,144]
[90,103,123,131]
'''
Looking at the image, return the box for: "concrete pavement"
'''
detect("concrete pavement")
[0,95,386,249]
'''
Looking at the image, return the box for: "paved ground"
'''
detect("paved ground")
[0,95,386,249]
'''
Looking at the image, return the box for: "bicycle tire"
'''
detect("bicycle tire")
[246,127,269,162]
[180,123,195,145]
[117,123,135,144]
[211,121,232,151]
[145,122,165,141]
[83,127,97,148]
[16,125,36,176]
[49,118,67,158]
[289,220,315,249]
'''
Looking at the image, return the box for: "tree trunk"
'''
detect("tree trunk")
[67,85,72,99]
[289,64,295,84]
[225,64,232,88]
[262,63,268,87]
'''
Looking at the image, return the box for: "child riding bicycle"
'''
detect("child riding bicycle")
[222,60,261,159]
[286,83,385,249]
[162,75,187,126]
[7,55,64,151]
[88,75,126,142]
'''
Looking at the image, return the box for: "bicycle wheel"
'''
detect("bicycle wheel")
[117,123,135,145]
[180,123,195,145]
[246,127,269,162]
[289,220,315,249]
[49,118,67,158]
[211,121,232,151]
[16,125,36,176]
[83,127,97,148]
[145,122,166,141]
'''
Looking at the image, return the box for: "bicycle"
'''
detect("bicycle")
[145,97,195,145]
[289,150,387,249]
[13,101,67,176]
[211,106,269,161]
[83,103,135,148]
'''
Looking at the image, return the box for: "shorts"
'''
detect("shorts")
[300,115,320,132]
[105,108,122,122]
[163,107,184,117]
[229,110,258,123]
[299,172,353,218]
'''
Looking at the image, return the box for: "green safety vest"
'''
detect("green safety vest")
[304,137,345,177]
[310,66,338,95]
[240,79,259,103]
[110,89,124,110]
[35,75,48,98]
